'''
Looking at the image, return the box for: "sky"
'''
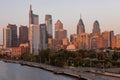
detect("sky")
[0,0,120,44]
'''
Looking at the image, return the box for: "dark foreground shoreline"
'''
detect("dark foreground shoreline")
[2,59,90,80]
[2,59,120,80]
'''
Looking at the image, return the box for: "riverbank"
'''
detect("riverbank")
[86,69,120,78]
[2,59,91,80]
[2,59,120,80]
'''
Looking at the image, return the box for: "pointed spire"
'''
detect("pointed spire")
[30,4,32,11]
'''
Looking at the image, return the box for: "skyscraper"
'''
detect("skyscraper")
[3,27,12,48]
[112,34,120,49]
[40,24,47,50]
[77,16,85,34]
[19,25,28,44]
[90,35,103,49]
[29,5,39,25]
[29,5,40,54]
[45,15,53,38]
[102,31,114,48]
[55,20,67,40]
[92,20,100,34]
[55,20,63,31]
[77,33,90,49]
[7,24,18,47]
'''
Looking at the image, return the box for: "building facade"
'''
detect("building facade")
[92,20,100,34]
[7,24,18,47]
[102,31,114,48]
[29,5,40,54]
[55,20,67,40]
[3,27,12,48]
[40,24,47,50]
[55,20,63,31]
[112,34,120,49]
[45,15,53,38]
[90,34,103,49]
[77,33,90,50]
[19,25,28,44]
[77,17,85,35]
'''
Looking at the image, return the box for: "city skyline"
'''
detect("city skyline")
[0,0,120,44]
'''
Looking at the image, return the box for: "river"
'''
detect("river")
[0,61,77,80]
[0,61,120,80]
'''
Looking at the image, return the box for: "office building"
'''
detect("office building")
[40,24,47,50]
[77,33,90,49]
[19,25,28,44]
[102,31,114,48]
[92,20,101,34]
[112,34,120,49]
[77,17,85,34]
[29,5,40,54]
[55,20,67,41]
[3,27,12,48]
[90,34,103,49]
[55,20,63,31]
[7,24,18,47]
[45,15,53,38]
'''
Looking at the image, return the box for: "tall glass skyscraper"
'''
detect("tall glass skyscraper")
[45,15,53,38]
[7,24,18,47]
[29,5,40,54]
[92,20,101,34]
[19,25,28,44]
[77,17,85,34]
[29,5,39,25]
[3,27,12,48]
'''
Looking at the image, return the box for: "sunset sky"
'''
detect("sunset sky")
[0,0,120,44]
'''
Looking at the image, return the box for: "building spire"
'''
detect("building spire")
[30,4,32,11]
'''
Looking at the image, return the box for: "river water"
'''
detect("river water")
[0,61,77,80]
[0,61,120,80]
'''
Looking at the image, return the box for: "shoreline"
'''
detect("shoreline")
[86,70,120,78]
[2,59,120,80]
[2,59,90,80]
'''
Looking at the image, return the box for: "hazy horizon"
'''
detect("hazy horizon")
[0,0,120,44]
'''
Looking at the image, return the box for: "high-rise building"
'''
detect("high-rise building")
[7,24,18,47]
[90,34,103,49]
[29,5,39,25]
[55,20,63,31]
[112,34,120,49]
[45,15,53,38]
[55,20,67,40]
[112,36,116,49]
[77,33,90,50]
[92,20,100,34]
[110,31,114,47]
[19,25,28,44]
[102,31,114,48]
[77,17,85,34]
[40,24,47,50]
[54,20,67,49]
[3,27,12,48]
[29,5,40,54]
[55,29,67,40]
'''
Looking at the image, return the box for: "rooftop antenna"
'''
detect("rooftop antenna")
[30,4,32,11]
